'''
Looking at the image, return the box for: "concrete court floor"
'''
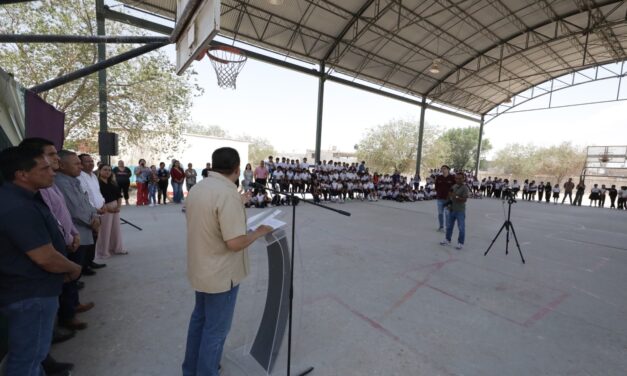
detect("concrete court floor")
[52,197,627,376]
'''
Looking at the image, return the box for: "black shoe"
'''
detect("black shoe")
[90,261,106,269]
[42,354,74,374]
[52,326,76,344]
[82,268,96,276]
[77,281,85,290]
[49,370,72,376]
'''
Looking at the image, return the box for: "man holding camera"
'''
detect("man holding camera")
[434,165,456,232]
[440,172,469,250]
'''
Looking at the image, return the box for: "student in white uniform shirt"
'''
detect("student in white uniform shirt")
[589,184,601,207]
[346,180,354,200]
[330,181,342,202]
[511,180,520,198]
[272,168,284,189]
[367,181,377,201]
[618,186,627,209]
[552,184,560,204]
[292,171,302,193]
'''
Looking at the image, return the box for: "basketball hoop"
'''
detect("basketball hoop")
[599,153,610,163]
[206,46,247,89]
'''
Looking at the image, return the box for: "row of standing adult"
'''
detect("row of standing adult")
[477,176,625,209]
[113,160,211,206]
[0,138,129,376]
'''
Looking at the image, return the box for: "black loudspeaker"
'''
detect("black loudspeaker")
[98,132,119,156]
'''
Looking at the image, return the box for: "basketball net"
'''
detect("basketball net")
[204,46,247,89]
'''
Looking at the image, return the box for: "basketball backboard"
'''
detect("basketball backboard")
[585,146,627,169]
[584,146,627,177]
[175,0,220,75]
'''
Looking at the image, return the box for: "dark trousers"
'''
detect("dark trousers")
[545,191,551,203]
[609,195,617,208]
[86,232,97,267]
[58,245,87,320]
[599,195,605,207]
[574,191,584,206]
[562,191,573,204]
[118,182,130,201]
[538,190,544,201]
[158,181,169,203]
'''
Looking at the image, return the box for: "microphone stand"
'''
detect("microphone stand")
[251,182,350,376]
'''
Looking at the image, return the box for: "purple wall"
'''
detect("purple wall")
[24,90,65,150]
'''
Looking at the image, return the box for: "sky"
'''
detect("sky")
[160,40,627,159]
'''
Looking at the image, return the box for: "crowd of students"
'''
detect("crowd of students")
[240,157,627,211]
[472,176,626,209]
[115,154,627,211]
[240,156,446,208]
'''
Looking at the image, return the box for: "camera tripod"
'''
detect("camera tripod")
[484,196,526,263]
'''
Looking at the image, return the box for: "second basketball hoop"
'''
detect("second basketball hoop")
[207,45,247,89]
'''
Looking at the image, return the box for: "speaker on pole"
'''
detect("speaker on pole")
[98,131,118,156]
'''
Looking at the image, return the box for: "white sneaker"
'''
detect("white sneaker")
[440,240,451,246]
[437,227,445,232]
[455,243,463,250]
[149,203,154,207]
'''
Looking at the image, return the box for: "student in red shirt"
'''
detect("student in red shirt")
[170,160,185,203]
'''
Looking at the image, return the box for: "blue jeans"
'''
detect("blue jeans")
[148,183,157,205]
[0,297,58,376]
[436,199,450,229]
[446,211,466,245]
[182,286,239,376]
[172,182,183,203]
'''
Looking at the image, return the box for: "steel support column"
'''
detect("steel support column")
[314,62,325,163]
[96,0,109,164]
[474,115,485,176]
[415,97,426,176]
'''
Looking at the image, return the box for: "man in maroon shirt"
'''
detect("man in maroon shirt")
[435,165,456,232]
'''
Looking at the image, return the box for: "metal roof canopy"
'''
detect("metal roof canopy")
[120,0,627,117]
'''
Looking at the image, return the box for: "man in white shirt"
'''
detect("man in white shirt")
[77,153,107,271]
[301,158,310,170]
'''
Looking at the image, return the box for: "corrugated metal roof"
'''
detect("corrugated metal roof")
[120,0,627,115]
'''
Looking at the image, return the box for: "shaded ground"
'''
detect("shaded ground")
[53,198,627,375]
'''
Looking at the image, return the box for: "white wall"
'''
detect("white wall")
[177,133,249,170]
[114,133,249,174]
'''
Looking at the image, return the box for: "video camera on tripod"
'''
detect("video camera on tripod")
[502,189,517,205]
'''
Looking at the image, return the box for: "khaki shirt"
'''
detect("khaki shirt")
[186,172,249,293]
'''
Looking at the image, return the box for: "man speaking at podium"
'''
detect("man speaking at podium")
[182,147,273,376]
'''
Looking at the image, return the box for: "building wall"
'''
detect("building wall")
[113,133,249,188]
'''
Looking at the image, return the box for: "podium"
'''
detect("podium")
[222,228,291,375]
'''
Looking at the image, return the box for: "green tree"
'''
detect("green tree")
[0,0,200,155]
[185,123,228,138]
[239,134,276,166]
[356,119,443,174]
[536,142,586,184]
[439,126,492,170]
[492,143,539,178]
[491,142,586,184]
